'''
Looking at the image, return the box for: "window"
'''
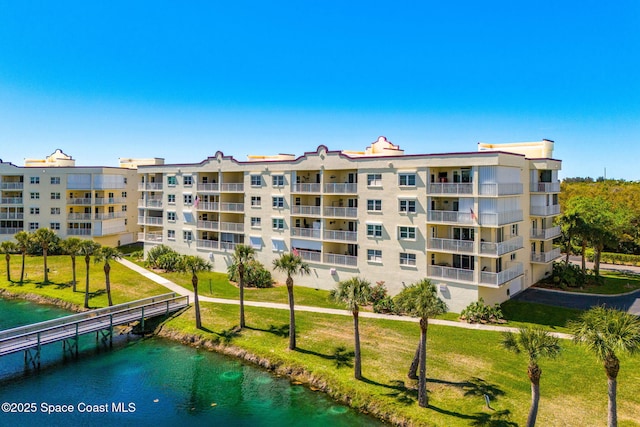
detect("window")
[184,176,193,186]
[367,199,382,212]
[251,196,261,207]
[30,176,40,184]
[29,222,39,231]
[183,230,193,241]
[168,194,176,204]
[510,253,517,261]
[399,199,416,213]
[272,239,286,252]
[272,196,284,208]
[453,254,474,270]
[272,175,284,187]
[121,191,127,198]
[251,217,261,228]
[29,207,40,215]
[50,207,60,215]
[400,253,416,266]
[249,235,262,250]
[367,174,382,187]
[272,218,285,230]
[50,177,60,185]
[367,224,383,238]
[167,212,177,221]
[167,176,177,186]
[511,224,518,236]
[123,177,127,184]
[183,194,193,205]
[122,205,127,212]
[167,230,175,240]
[50,222,60,230]
[30,192,40,200]
[398,226,416,240]
[399,173,416,187]
[250,175,262,186]
[50,192,61,200]
[367,249,382,263]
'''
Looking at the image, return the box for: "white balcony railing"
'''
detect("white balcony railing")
[94,197,126,205]
[68,213,93,220]
[197,183,220,192]
[428,265,474,283]
[219,183,244,192]
[427,210,474,224]
[291,183,321,193]
[428,238,474,254]
[479,183,523,196]
[478,210,524,226]
[324,183,358,193]
[138,232,163,242]
[296,249,322,263]
[530,182,561,193]
[323,229,358,242]
[324,253,357,267]
[480,236,524,256]
[220,202,244,212]
[220,222,244,232]
[68,229,92,236]
[0,182,23,190]
[323,207,358,218]
[0,212,23,220]
[138,183,163,191]
[220,241,237,251]
[291,227,321,239]
[196,239,219,250]
[137,216,163,225]
[429,183,473,195]
[531,226,561,240]
[0,227,23,235]
[531,247,562,263]
[67,198,92,205]
[530,205,561,216]
[291,205,322,216]
[0,198,23,204]
[94,212,127,220]
[199,202,219,211]
[197,220,219,230]
[480,263,524,287]
[138,199,163,208]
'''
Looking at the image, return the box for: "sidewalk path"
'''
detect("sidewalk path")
[118,258,572,339]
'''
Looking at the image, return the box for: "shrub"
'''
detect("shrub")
[227,259,273,288]
[373,296,397,314]
[145,245,177,269]
[460,298,504,324]
[156,252,182,272]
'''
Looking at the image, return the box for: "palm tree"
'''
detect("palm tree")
[502,327,561,427]
[31,227,58,283]
[180,255,213,329]
[394,279,447,408]
[79,240,101,308]
[95,246,123,306]
[332,277,373,380]
[272,252,310,350]
[231,244,255,329]
[570,306,640,427]
[60,237,83,292]
[1,241,17,281]
[14,231,31,283]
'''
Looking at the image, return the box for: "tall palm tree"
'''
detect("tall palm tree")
[31,227,58,283]
[570,306,640,427]
[231,244,255,329]
[502,327,561,427]
[95,246,123,306]
[14,231,31,283]
[1,241,17,281]
[79,240,101,308]
[394,279,447,408]
[272,252,310,350]
[60,237,83,292]
[332,277,373,380]
[180,255,213,329]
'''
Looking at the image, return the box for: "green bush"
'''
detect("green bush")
[145,245,177,269]
[156,252,182,272]
[460,298,504,324]
[227,259,273,288]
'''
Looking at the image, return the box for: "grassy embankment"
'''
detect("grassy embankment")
[1,256,640,426]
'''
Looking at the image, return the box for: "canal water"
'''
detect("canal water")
[0,298,383,426]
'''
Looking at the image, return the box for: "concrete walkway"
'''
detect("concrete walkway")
[117,258,573,339]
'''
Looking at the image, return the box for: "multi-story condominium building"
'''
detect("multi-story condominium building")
[0,149,153,246]
[138,137,561,312]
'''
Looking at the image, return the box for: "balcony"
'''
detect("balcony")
[220,202,244,212]
[530,205,560,217]
[0,182,23,190]
[291,205,321,216]
[428,238,474,254]
[323,229,358,242]
[138,232,163,243]
[220,242,237,251]
[94,212,126,220]
[429,183,473,195]
[291,183,321,193]
[196,239,219,250]
[68,229,92,236]
[428,265,474,283]
[0,227,23,235]
[531,226,561,240]
[291,227,321,239]
[219,183,244,192]
[324,253,357,267]
[137,216,163,225]
[68,213,93,221]
[479,210,524,226]
[530,182,561,193]
[197,220,219,231]
[1,198,23,205]
[67,198,92,205]
[531,247,562,264]
[427,210,474,224]
[324,183,357,194]
[138,198,163,208]
[197,183,220,192]
[0,212,24,220]
[479,183,523,196]
[480,263,524,287]
[199,202,219,211]
[94,197,126,205]
[220,222,244,233]
[480,236,524,256]
[323,207,358,218]
[138,183,163,191]
[296,249,322,263]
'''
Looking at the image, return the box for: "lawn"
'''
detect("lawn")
[538,270,640,295]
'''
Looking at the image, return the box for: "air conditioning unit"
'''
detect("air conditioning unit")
[330,268,336,275]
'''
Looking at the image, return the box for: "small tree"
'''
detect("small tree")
[79,240,101,309]
[179,255,213,329]
[272,252,310,350]
[1,241,17,282]
[31,228,58,283]
[95,246,123,306]
[502,327,561,427]
[332,277,373,380]
[60,237,83,292]
[231,244,255,329]
[570,307,640,427]
[14,231,31,283]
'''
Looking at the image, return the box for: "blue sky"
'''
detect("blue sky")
[0,1,638,179]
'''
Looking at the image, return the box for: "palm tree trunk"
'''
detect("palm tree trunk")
[581,239,587,273]
[418,318,428,408]
[105,263,113,306]
[287,279,296,350]
[353,310,362,380]
[408,340,420,379]
[527,381,540,427]
[71,256,77,292]
[193,275,202,329]
[5,254,10,281]
[84,257,90,309]
[20,252,25,283]
[565,232,572,264]
[239,269,245,329]
[594,244,602,276]
[43,248,49,283]
[608,377,617,427]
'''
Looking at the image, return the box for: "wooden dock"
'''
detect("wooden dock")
[0,293,189,368]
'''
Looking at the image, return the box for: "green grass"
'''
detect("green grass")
[539,271,640,295]
[500,300,583,333]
